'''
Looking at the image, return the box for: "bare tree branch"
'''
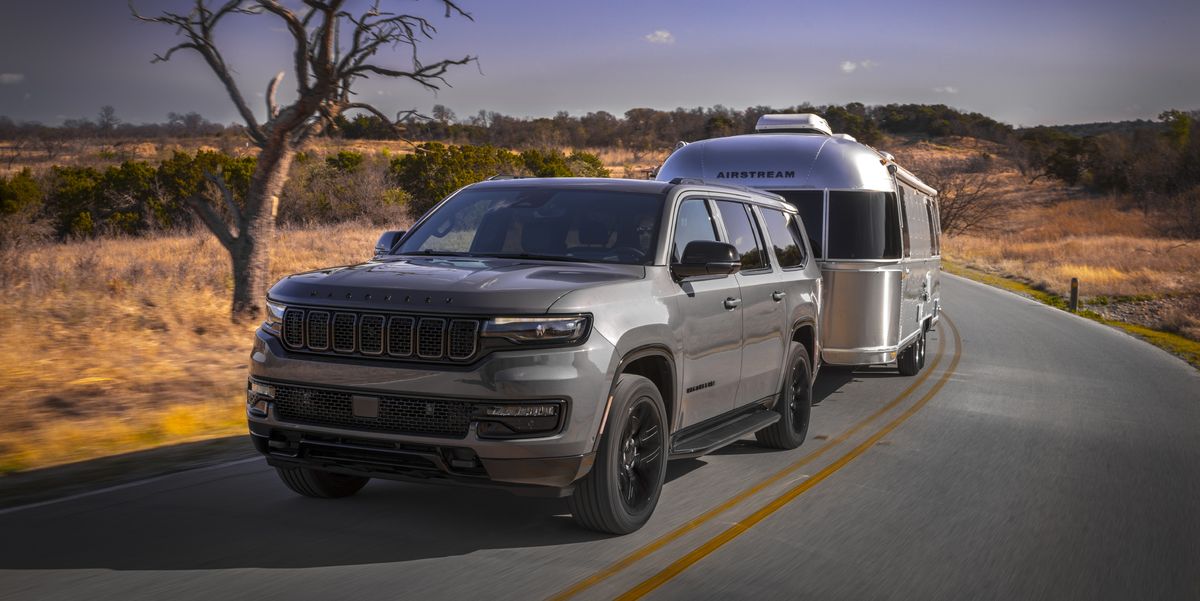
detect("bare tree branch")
[203,170,244,233]
[265,71,285,120]
[184,195,237,251]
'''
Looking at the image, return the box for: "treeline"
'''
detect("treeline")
[0,144,607,249]
[334,102,1014,149]
[1014,110,1200,236]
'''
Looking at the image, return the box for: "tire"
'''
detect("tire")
[569,374,668,535]
[897,328,925,376]
[755,345,813,450]
[276,466,369,498]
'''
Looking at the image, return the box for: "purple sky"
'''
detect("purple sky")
[0,0,1196,127]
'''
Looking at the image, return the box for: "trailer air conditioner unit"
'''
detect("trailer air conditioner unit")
[832,133,857,142]
[754,113,833,136]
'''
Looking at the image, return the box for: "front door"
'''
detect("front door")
[672,197,743,428]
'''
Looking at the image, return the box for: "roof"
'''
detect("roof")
[655,133,935,195]
[469,177,676,195]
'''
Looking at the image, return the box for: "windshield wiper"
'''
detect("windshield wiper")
[401,250,478,257]
[486,253,591,263]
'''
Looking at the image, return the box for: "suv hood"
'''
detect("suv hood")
[267,256,645,314]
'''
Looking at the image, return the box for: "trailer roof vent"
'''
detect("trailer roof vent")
[754,113,832,136]
[832,133,857,142]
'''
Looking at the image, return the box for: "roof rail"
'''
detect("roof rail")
[667,178,787,203]
[486,174,525,181]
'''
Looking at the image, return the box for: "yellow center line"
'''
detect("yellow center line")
[547,323,950,601]
[615,317,963,600]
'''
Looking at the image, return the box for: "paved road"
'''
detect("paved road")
[3,275,1199,601]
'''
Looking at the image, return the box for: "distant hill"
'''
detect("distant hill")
[1027,120,1166,138]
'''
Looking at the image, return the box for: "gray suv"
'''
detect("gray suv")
[247,177,822,533]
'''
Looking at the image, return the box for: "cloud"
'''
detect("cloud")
[644,30,675,45]
[933,86,959,94]
[0,73,25,85]
[840,60,876,74]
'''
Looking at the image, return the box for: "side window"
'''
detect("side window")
[715,200,767,271]
[761,208,807,268]
[672,198,719,262]
[898,187,912,258]
[926,199,940,255]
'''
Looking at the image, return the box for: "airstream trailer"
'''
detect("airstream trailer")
[656,114,942,375]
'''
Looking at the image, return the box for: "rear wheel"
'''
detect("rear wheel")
[569,374,668,534]
[897,328,925,376]
[756,346,813,450]
[276,466,369,498]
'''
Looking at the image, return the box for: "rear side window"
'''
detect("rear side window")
[672,198,719,262]
[826,191,902,260]
[771,190,824,259]
[760,208,807,268]
[715,200,768,271]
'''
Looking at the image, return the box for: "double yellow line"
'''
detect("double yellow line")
[549,317,961,601]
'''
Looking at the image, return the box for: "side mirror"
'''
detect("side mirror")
[672,241,741,280]
[374,230,406,256]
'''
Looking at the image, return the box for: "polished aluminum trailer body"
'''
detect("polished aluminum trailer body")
[657,117,941,366]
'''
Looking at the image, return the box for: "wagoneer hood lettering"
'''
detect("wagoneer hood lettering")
[267,256,645,314]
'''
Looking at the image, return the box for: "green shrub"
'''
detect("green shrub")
[325,151,364,173]
[390,143,524,217]
[0,169,43,215]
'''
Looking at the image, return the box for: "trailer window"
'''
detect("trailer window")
[770,190,823,259]
[826,191,902,260]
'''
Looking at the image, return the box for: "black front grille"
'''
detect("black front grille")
[273,384,474,438]
[279,306,480,363]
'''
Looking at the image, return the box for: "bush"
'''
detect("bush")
[325,150,364,173]
[519,148,611,178]
[390,143,524,217]
[0,169,43,216]
[279,154,408,226]
[0,169,50,250]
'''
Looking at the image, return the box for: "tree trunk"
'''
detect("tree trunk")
[229,139,294,323]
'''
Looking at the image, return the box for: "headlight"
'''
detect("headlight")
[263,300,287,335]
[480,316,589,344]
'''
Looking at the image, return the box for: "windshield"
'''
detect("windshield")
[396,187,665,265]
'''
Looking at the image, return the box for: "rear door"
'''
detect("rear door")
[672,197,744,428]
[715,199,785,409]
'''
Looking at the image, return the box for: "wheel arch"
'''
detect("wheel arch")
[598,345,677,446]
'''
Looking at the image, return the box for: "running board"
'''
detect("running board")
[669,409,779,459]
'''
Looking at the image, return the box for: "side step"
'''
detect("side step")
[670,409,779,459]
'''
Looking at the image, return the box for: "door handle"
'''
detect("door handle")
[772,291,786,302]
[724,297,741,310]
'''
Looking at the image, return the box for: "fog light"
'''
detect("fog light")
[476,402,562,437]
[247,398,270,417]
[484,404,558,417]
[249,381,275,398]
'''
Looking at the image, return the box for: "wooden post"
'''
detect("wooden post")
[1069,277,1079,312]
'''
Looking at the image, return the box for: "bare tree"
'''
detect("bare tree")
[97,105,121,132]
[132,0,474,321]
[909,158,1008,236]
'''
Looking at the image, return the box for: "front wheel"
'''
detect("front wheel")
[756,345,813,450]
[569,374,668,534]
[276,466,369,498]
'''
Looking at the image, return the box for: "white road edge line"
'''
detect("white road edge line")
[0,456,263,516]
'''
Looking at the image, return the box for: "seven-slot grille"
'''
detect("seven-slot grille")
[271,383,473,437]
[282,307,479,362]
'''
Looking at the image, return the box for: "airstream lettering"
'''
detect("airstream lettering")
[657,114,942,375]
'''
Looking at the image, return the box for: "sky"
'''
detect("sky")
[0,0,1197,128]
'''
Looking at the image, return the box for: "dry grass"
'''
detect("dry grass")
[0,223,394,472]
[945,198,1200,298]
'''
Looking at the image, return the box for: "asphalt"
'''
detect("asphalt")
[2,274,1198,601]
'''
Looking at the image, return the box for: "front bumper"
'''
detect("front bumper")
[247,328,616,491]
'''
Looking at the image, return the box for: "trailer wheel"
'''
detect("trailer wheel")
[897,329,925,376]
